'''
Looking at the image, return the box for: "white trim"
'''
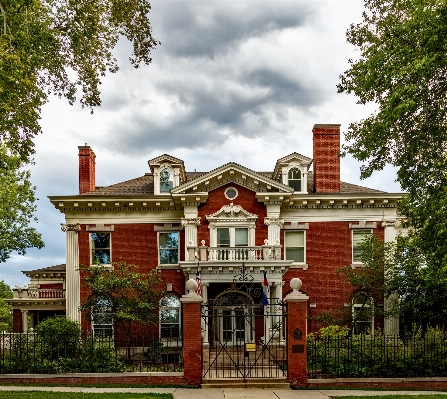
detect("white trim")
[284,230,306,266]
[158,231,180,266]
[89,231,112,266]
[224,186,239,200]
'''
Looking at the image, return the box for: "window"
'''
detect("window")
[160,295,181,338]
[217,228,248,247]
[284,231,305,263]
[224,187,238,200]
[352,229,372,263]
[160,168,173,192]
[352,293,373,335]
[159,232,179,264]
[288,168,301,191]
[91,233,111,264]
[92,298,113,338]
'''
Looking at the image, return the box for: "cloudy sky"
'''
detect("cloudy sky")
[1,0,401,287]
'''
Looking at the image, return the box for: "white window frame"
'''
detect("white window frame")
[159,168,174,193]
[158,231,180,265]
[284,230,306,266]
[287,167,302,192]
[210,223,255,247]
[352,229,372,265]
[90,232,112,266]
[216,227,249,247]
[352,293,374,335]
[159,294,181,340]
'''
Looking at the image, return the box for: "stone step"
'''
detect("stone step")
[201,377,290,389]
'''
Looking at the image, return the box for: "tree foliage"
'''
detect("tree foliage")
[0,145,44,262]
[80,262,165,335]
[0,0,158,261]
[0,280,12,331]
[0,0,159,161]
[339,0,447,333]
[338,0,447,193]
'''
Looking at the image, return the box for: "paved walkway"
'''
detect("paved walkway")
[0,386,446,398]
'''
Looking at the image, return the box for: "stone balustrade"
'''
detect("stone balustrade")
[12,288,66,299]
[186,244,282,262]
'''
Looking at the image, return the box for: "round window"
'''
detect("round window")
[225,187,238,200]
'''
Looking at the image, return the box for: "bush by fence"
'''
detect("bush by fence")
[0,331,183,374]
[307,326,447,378]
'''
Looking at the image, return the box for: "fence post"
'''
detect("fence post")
[284,277,309,388]
[180,279,203,386]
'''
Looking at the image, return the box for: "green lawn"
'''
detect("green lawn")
[336,396,447,399]
[0,392,172,399]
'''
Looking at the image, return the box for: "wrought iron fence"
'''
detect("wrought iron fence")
[307,333,447,378]
[0,331,183,374]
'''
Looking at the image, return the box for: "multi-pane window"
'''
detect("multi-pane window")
[352,230,372,263]
[159,232,179,264]
[352,293,373,335]
[160,169,174,192]
[284,231,305,263]
[160,295,181,338]
[91,233,111,264]
[92,298,113,338]
[288,168,302,191]
[217,228,248,247]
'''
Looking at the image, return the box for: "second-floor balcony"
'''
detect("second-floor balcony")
[186,242,282,263]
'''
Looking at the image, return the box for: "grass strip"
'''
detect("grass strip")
[336,396,447,399]
[0,392,172,399]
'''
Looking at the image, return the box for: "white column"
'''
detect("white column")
[181,217,201,260]
[382,219,399,335]
[264,217,284,246]
[22,310,28,332]
[62,223,81,324]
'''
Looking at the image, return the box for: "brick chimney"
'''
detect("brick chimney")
[312,124,341,193]
[78,145,96,194]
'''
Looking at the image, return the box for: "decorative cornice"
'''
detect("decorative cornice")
[264,217,285,228]
[181,217,201,227]
[61,223,81,232]
[206,203,258,221]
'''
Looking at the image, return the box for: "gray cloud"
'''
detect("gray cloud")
[152,1,315,58]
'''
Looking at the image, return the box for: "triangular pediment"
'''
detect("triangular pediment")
[273,152,313,180]
[171,162,294,194]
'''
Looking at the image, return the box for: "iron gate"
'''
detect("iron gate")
[201,298,288,379]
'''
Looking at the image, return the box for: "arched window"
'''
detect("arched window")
[288,168,301,191]
[92,298,113,338]
[352,293,373,335]
[160,295,181,338]
[160,168,174,192]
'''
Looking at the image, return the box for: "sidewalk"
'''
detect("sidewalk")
[0,386,446,399]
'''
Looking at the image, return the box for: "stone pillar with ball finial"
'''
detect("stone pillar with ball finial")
[285,277,309,388]
[180,279,203,385]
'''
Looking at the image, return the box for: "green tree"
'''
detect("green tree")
[0,0,158,260]
[0,280,13,331]
[0,145,44,262]
[338,0,447,333]
[80,262,165,358]
[0,0,158,162]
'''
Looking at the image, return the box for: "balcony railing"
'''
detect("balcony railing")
[186,243,282,262]
[12,287,66,300]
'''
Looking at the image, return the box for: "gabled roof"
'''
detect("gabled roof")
[171,162,295,194]
[272,152,313,181]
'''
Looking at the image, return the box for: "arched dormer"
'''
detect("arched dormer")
[148,154,186,195]
[272,153,312,193]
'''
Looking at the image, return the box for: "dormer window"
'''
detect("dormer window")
[288,168,301,191]
[160,169,174,192]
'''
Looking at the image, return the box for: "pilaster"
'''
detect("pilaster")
[61,223,81,323]
[264,217,284,247]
